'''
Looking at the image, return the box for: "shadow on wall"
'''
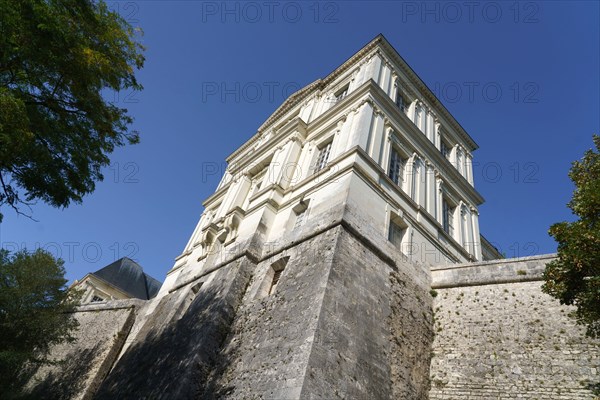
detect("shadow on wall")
[22,344,102,400]
[94,259,253,400]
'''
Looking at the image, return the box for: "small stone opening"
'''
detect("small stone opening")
[257,257,290,299]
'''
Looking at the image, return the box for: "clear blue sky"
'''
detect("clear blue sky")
[1,1,598,283]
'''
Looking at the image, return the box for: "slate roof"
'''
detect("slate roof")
[91,257,162,300]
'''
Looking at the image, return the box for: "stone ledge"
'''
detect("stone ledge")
[74,298,147,312]
[431,254,557,289]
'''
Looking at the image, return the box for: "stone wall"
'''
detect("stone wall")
[430,255,600,399]
[199,213,433,399]
[299,227,433,400]
[23,300,141,400]
[23,208,432,399]
[23,217,600,399]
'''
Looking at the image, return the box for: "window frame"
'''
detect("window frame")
[91,295,105,303]
[440,139,451,160]
[388,147,406,186]
[333,84,349,103]
[388,213,409,255]
[314,140,332,173]
[442,197,456,237]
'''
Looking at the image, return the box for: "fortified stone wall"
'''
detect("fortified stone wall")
[429,254,600,400]
[23,299,142,400]
[25,206,433,399]
[194,206,434,399]
[23,222,600,399]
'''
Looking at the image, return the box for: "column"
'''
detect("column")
[470,207,482,260]
[465,152,474,185]
[379,63,391,94]
[217,173,251,217]
[297,141,315,181]
[346,101,374,152]
[434,119,441,149]
[329,118,346,160]
[390,74,398,103]
[368,110,385,162]
[264,147,284,188]
[458,202,466,246]
[449,144,458,168]
[436,177,444,223]
[364,53,383,83]
[426,163,436,216]
[405,154,417,199]
[381,127,394,174]
[277,136,304,189]
[455,146,464,176]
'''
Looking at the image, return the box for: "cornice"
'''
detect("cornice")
[225,36,386,163]
[225,34,478,174]
[374,36,479,151]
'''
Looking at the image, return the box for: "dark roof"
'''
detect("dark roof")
[91,257,162,300]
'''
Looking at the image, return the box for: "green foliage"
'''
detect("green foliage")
[543,135,600,338]
[0,249,80,398]
[0,0,145,220]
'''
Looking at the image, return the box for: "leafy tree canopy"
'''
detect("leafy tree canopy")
[543,135,600,338]
[0,0,144,220]
[0,248,80,398]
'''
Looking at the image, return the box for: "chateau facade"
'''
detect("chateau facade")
[161,34,499,297]
[23,35,598,400]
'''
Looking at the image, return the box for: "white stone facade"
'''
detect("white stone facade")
[160,35,499,295]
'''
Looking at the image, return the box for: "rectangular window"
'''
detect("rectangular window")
[440,140,451,160]
[414,106,422,128]
[395,89,406,111]
[388,148,405,186]
[91,295,104,303]
[334,85,349,103]
[250,167,268,196]
[388,220,406,250]
[315,141,332,172]
[442,199,455,236]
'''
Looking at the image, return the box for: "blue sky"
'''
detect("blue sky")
[1,1,599,283]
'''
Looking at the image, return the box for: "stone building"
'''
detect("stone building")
[23,34,598,400]
[160,34,500,298]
